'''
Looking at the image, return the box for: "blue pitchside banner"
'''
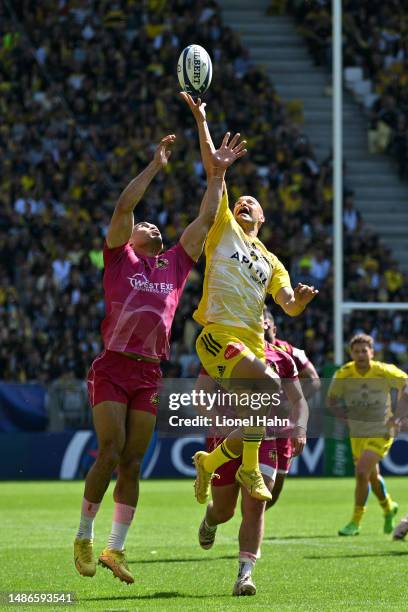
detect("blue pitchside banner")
[0,432,408,480]
[0,383,47,432]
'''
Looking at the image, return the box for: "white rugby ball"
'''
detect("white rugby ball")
[177,44,212,95]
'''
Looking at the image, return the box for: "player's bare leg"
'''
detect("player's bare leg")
[113,410,156,507]
[339,450,379,536]
[265,472,285,509]
[99,409,156,584]
[369,463,398,533]
[75,401,127,577]
[199,483,239,549]
[84,402,127,502]
[234,475,273,596]
[197,355,280,502]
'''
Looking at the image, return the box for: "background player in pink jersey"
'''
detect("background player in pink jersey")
[74,131,247,583]
[196,344,308,596]
[263,308,320,509]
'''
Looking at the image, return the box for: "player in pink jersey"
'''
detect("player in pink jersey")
[196,345,308,596]
[263,308,320,509]
[74,131,248,583]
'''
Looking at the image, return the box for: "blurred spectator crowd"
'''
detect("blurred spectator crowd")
[291,0,408,178]
[0,0,407,388]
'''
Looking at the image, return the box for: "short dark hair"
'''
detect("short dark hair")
[263,307,274,325]
[349,334,374,350]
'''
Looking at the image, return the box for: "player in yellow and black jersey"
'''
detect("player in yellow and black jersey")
[180,92,317,504]
[328,333,408,536]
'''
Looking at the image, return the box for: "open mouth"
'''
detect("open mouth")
[237,205,250,216]
[151,229,161,236]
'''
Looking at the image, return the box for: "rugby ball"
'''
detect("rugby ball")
[177,44,212,95]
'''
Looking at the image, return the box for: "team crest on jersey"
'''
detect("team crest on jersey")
[155,257,168,270]
[224,342,245,360]
[150,392,160,406]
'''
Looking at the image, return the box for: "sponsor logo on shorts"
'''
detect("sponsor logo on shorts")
[268,450,277,462]
[150,392,160,406]
[155,258,169,270]
[217,365,226,377]
[224,342,245,360]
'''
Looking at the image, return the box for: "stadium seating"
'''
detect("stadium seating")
[292,0,408,175]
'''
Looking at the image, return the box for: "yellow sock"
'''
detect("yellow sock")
[241,429,263,472]
[203,440,240,473]
[352,505,366,526]
[379,494,393,514]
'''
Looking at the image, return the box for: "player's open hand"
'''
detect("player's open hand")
[154,134,176,168]
[179,92,207,123]
[292,435,306,457]
[294,283,319,307]
[212,132,247,171]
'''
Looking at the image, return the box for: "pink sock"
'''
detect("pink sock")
[82,498,101,518]
[238,551,257,577]
[107,503,136,551]
[113,502,135,524]
[76,498,101,539]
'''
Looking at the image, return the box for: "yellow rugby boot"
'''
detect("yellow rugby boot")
[98,548,134,584]
[74,538,96,577]
[193,451,219,504]
[235,466,272,501]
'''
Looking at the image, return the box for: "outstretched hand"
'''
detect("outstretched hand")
[212,132,247,172]
[179,91,206,122]
[294,283,319,307]
[153,134,176,168]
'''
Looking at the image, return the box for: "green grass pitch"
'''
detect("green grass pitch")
[1,478,408,611]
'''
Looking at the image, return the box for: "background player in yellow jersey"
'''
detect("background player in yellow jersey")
[180,92,318,503]
[327,333,408,536]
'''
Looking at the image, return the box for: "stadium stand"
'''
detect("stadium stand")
[292,0,408,175]
[0,0,407,398]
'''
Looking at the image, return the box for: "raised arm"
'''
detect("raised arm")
[106,134,176,248]
[179,92,215,178]
[275,283,319,317]
[299,361,321,398]
[282,378,309,456]
[393,383,408,432]
[180,132,247,261]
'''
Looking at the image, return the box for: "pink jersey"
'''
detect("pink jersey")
[101,241,194,360]
[265,341,299,379]
[271,338,310,373]
[265,341,298,437]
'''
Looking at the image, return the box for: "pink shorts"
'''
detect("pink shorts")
[87,350,162,415]
[207,437,278,487]
[276,437,293,474]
